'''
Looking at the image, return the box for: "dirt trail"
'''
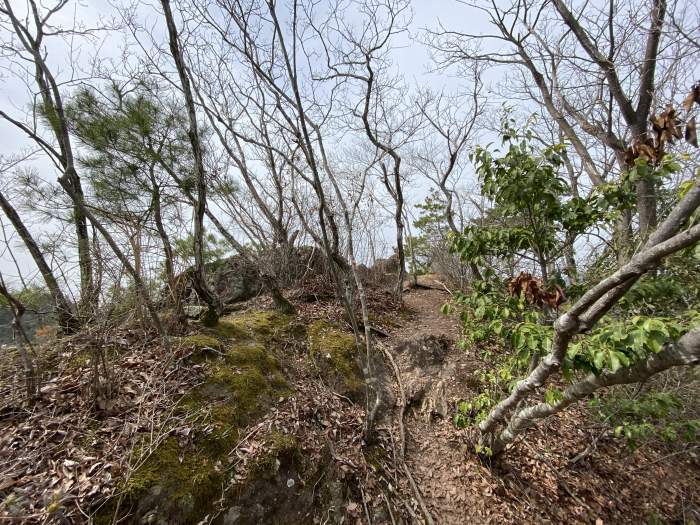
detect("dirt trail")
[386,279,489,524]
[382,278,700,524]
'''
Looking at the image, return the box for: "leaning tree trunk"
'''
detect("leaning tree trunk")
[0,188,76,332]
[491,325,700,455]
[1,0,95,318]
[159,160,296,315]
[0,273,37,402]
[160,0,222,325]
[479,179,700,454]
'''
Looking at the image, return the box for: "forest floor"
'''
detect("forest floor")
[382,277,700,524]
[0,276,698,524]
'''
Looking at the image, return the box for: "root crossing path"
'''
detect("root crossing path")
[383,278,487,524]
[380,277,700,524]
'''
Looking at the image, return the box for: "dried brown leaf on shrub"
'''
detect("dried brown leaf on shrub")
[682,83,700,112]
[508,271,565,309]
[685,116,697,148]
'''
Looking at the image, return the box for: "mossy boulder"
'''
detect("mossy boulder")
[94,438,225,525]
[93,310,298,524]
[218,310,298,342]
[308,320,365,401]
[220,431,315,525]
[180,334,224,360]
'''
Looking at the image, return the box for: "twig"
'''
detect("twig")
[379,342,435,525]
[404,463,434,525]
[360,485,373,525]
[382,490,398,525]
[524,442,590,511]
[228,422,266,456]
[569,428,609,464]
[630,445,700,473]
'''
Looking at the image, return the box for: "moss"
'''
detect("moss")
[177,334,226,363]
[97,437,223,524]
[308,321,364,400]
[220,310,294,342]
[181,334,223,352]
[212,319,247,339]
[67,350,91,368]
[94,310,300,524]
[224,342,278,373]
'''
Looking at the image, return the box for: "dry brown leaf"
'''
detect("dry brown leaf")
[686,116,698,147]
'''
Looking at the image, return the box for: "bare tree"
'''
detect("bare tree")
[159,0,222,324]
[413,77,485,282]
[0,0,168,343]
[0,0,96,314]
[428,0,698,255]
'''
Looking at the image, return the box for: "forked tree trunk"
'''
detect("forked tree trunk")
[491,326,700,455]
[0,1,96,318]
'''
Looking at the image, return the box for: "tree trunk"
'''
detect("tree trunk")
[492,325,700,455]
[0,273,37,402]
[0,188,76,332]
[394,182,406,299]
[637,177,658,241]
[563,233,578,285]
[64,167,95,317]
[57,177,170,348]
[150,171,180,317]
[160,0,222,324]
[161,159,295,315]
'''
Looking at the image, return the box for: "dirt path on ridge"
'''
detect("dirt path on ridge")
[380,276,700,524]
[384,278,493,523]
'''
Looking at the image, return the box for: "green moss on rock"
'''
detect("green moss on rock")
[93,437,224,525]
[93,310,298,524]
[220,310,294,341]
[308,321,364,401]
[177,334,226,363]
[181,333,223,350]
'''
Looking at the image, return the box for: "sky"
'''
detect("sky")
[0,0,495,289]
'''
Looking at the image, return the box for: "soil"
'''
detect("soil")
[380,276,700,524]
[1,276,698,524]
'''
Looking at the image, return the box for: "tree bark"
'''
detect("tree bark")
[160,0,222,323]
[361,59,406,301]
[0,273,37,402]
[0,188,76,331]
[492,325,700,455]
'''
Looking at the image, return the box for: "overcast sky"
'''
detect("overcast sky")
[0,0,495,288]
